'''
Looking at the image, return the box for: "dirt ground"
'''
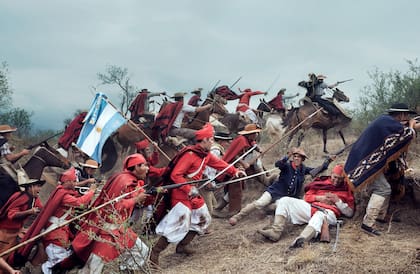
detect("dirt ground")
[23,129,420,274]
[153,130,420,274]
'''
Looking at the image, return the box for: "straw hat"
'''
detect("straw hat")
[238,124,262,135]
[317,74,327,80]
[191,88,203,94]
[171,92,187,98]
[17,168,45,190]
[79,159,99,169]
[0,125,17,133]
[292,147,308,159]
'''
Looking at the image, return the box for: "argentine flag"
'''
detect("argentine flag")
[76,93,126,164]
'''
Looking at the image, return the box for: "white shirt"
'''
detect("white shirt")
[172,104,196,128]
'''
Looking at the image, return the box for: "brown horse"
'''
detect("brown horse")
[283,88,352,153]
[0,142,71,208]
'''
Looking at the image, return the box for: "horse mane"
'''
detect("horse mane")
[282,107,297,127]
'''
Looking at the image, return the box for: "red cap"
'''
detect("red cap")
[123,153,147,170]
[332,164,344,176]
[135,139,149,150]
[195,123,214,141]
[60,167,77,183]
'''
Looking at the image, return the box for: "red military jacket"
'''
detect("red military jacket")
[0,192,42,230]
[303,177,354,218]
[188,95,201,106]
[236,90,265,112]
[170,145,237,209]
[267,94,284,111]
[42,186,94,248]
[72,171,145,262]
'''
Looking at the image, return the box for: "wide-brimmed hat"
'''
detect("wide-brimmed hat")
[140,88,150,93]
[0,125,17,133]
[171,92,187,98]
[317,74,327,80]
[19,179,46,187]
[191,88,203,94]
[278,88,286,94]
[292,147,308,159]
[387,103,417,114]
[79,159,99,169]
[214,132,233,140]
[238,124,262,135]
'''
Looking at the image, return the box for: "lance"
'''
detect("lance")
[214,168,277,188]
[210,80,221,93]
[243,107,324,167]
[0,186,145,258]
[198,144,258,190]
[230,76,242,89]
[27,131,64,150]
[266,73,282,93]
[104,96,171,161]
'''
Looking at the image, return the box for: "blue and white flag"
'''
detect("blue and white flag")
[76,93,126,164]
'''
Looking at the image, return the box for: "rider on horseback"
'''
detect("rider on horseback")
[267,88,300,116]
[0,125,31,179]
[236,88,267,124]
[128,88,166,123]
[298,74,341,116]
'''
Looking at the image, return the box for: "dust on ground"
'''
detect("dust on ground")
[154,131,420,274]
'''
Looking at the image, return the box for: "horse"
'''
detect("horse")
[0,142,71,208]
[256,99,287,141]
[282,88,352,153]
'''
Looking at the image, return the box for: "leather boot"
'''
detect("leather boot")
[228,183,242,215]
[150,236,169,266]
[362,194,385,236]
[257,215,286,242]
[229,202,257,226]
[289,225,316,248]
[176,231,197,255]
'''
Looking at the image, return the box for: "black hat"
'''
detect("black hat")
[387,103,417,114]
[214,132,233,140]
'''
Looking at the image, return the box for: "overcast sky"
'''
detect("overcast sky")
[1,1,419,131]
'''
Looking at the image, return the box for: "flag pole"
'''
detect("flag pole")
[103,96,171,161]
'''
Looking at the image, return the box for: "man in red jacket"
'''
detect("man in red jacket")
[258,164,354,248]
[236,88,267,124]
[212,123,262,218]
[150,123,245,267]
[0,178,44,255]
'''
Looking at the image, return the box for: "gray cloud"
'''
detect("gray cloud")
[1,0,419,130]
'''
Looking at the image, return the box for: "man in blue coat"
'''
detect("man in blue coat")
[229,147,333,226]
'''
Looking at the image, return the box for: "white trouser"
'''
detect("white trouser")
[42,244,73,274]
[254,191,273,209]
[275,197,337,233]
[245,109,258,124]
[156,202,211,243]
[78,238,149,274]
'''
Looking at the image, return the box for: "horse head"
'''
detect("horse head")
[23,142,71,179]
[332,88,349,103]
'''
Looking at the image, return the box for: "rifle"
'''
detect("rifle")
[145,178,209,195]
[310,204,330,243]
[26,131,64,150]
[309,142,354,177]
[336,79,353,85]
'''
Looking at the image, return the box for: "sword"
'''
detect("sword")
[336,79,353,85]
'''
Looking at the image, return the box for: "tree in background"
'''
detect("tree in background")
[97,65,136,115]
[0,62,33,136]
[353,60,420,131]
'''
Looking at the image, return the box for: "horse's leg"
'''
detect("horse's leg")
[338,130,346,145]
[322,129,328,153]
